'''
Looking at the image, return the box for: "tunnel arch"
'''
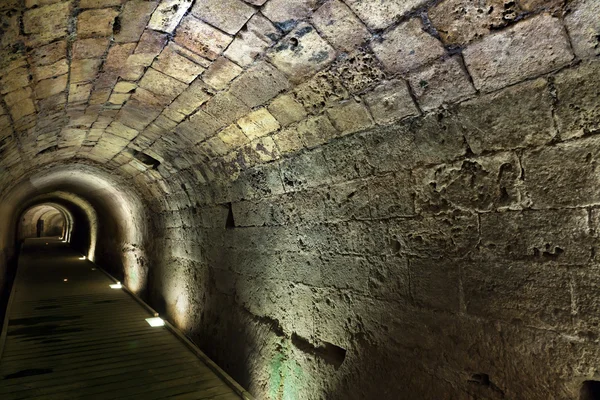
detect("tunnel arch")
[19,202,72,240]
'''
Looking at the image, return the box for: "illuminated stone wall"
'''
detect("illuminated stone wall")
[0,0,598,399]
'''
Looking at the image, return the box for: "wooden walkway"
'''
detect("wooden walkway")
[0,238,245,400]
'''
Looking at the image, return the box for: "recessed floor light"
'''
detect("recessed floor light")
[109,283,122,289]
[91,268,96,271]
[145,317,165,327]
[63,279,68,282]
[79,256,86,260]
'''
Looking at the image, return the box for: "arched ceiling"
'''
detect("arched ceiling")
[0,0,597,195]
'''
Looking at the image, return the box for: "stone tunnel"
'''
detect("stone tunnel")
[0,0,598,398]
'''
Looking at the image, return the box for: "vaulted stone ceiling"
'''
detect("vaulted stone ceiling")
[0,0,596,196]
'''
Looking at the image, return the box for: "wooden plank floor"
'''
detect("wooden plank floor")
[0,238,242,400]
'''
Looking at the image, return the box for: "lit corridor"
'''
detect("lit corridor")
[0,239,247,400]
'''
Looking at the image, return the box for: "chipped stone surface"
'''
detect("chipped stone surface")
[149,0,193,33]
[364,80,419,125]
[408,56,476,111]
[77,8,120,38]
[464,15,574,92]
[229,62,289,108]
[564,0,600,59]
[311,0,370,52]
[175,15,233,60]
[371,18,445,74]
[153,43,209,84]
[223,14,281,67]
[261,0,320,30]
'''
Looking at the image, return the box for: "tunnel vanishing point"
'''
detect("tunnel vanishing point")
[0,0,598,398]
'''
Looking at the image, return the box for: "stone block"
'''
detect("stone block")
[429,0,522,46]
[272,128,304,155]
[364,80,419,126]
[319,254,369,292]
[368,255,410,302]
[70,59,102,83]
[267,94,307,127]
[410,257,462,313]
[176,110,222,144]
[0,66,30,95]
[571,268,600,332]
[297,115,338,149]
[279,149,331,192]
[329,49,386,95]
[325,179,370,222]
[148,0,193,33]
[268,23,337,84]
[464,260,572,330]
[293,70,348,114]
[564,0,600,59]
[344,0,428,30]
[554,61,600,140]
[243,136,280,164]
[371,18,445,74]
[72,38,110,59]
[138,68,188,105]
[326,100,373,135]
[479,209,591,264]
[68,83,92,103]
[175,15,233,60]
[191,0,255,35]
[408,56,476,111]
[152,42,209,84]
[261,0,320,31]
[202,57,243,90]
[80,0,122,7]
[228,62,290,108]
[204,91,250,126]
[77,8,119,38]
[31,41,67,66]
[223,13,281,67]
[23,2,70,45]
[522,136,600,208]
[237,108,280,141]
[414,151,522,213]
[35,74,68,99]
[168,80,211,116]
[114,0,158,43]
[114,81,137,94]
[463,15,573,92]
[456,78,555,154]
[311,0,370,52]
[368,172,415,218]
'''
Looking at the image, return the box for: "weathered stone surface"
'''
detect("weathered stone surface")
[554,61,600,139]
[456,78,555,154]
[368,171,414,218]
[70,59,102,83]
[218,124,249,148]
[77,8,119,38]
[267,94,307,127]
[261,0,320,30]
[228,62,290,108]
[371,18,445,74]
[522,136,600,208]
[415,151,522,213]
[293,70,348,114]
[153,43,208,84]
[138,68,188,105]
[329,49,386,95]
[296,115,338,148]
[463,15,574,92]
[23,2,70,45]
[345,0,428,30]
[408,56,475,111]
[564,0,600,59]
[191,0,255,36]
[148,0,193,33]
[311,0,370,52]
[237,108,280,140]
[201,57,243,91]
[72,39,110,59]
[114,0,158,43]
[272,127,304,155]
[204,91,250,127]
[175,15,233,60]
[480,209,591,264]
[326,100,373,135]
[410,257,462,312]
[223,14,281,67]
[30,41,67,66]
[364,80,419,126]
[268,23,337,84]
[35,74,68,99]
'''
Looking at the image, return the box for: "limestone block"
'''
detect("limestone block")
[191,0,255,36]
[23,1,70,45]
[176,110,222,143]
[72,38,110,59]
[0,11,20,50]
[368,255,410,301]
[153,43,209,84]
[138,68,188,105]
[464,261,572,330]
[554,61,600,140]
[329,49,386,95]
[224,14,281,67]
[168,80,212,116]
[463,15,573,92]
[175,15,233,60]
[479,209,591,264]
[268,23,337,84]
[104,43,137,72]
[344,0,428,30]
[245,136,280,163]
[218,124,249,148]
[80,0,122,8]
[326,100,373,135]
[77,8,119,38]
[204,91,250,126]
[202,57,243,90]
[148,0,193,33]
[457,78,555,154]
[364,80,419,126]
[293,71,348,114]
[114,0,158,43]
[367,171,415,218]
[522,136,600,208]
[570,268,600,332]
[408,56,476,111]
[311,0,370,52]
[261,0,320,31]
[267,94,307,127]
[279,149,331,191]
[68,83,92,103]
[429,0,522,46]
[5,88,35,121]
[31,41,67,66]
[371,18,445,74]
[296,115,338,149]
[324,180,370,222]
[114,81,137,94]
[0,66,30,95]
[70,59,102,83]
[35,74,68,99]
[415,151,521,213]
[229,62,290,108]
[564,0,600,59]
[272,128,304,155]
[108,92,131,105]
[237,108,280,140]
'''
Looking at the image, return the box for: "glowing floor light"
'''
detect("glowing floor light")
[63,278,68,282]
[79,256,86,260]
[109,282,122,289]
[145,317,165,327]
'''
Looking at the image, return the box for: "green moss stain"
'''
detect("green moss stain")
[268,340,306,400]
